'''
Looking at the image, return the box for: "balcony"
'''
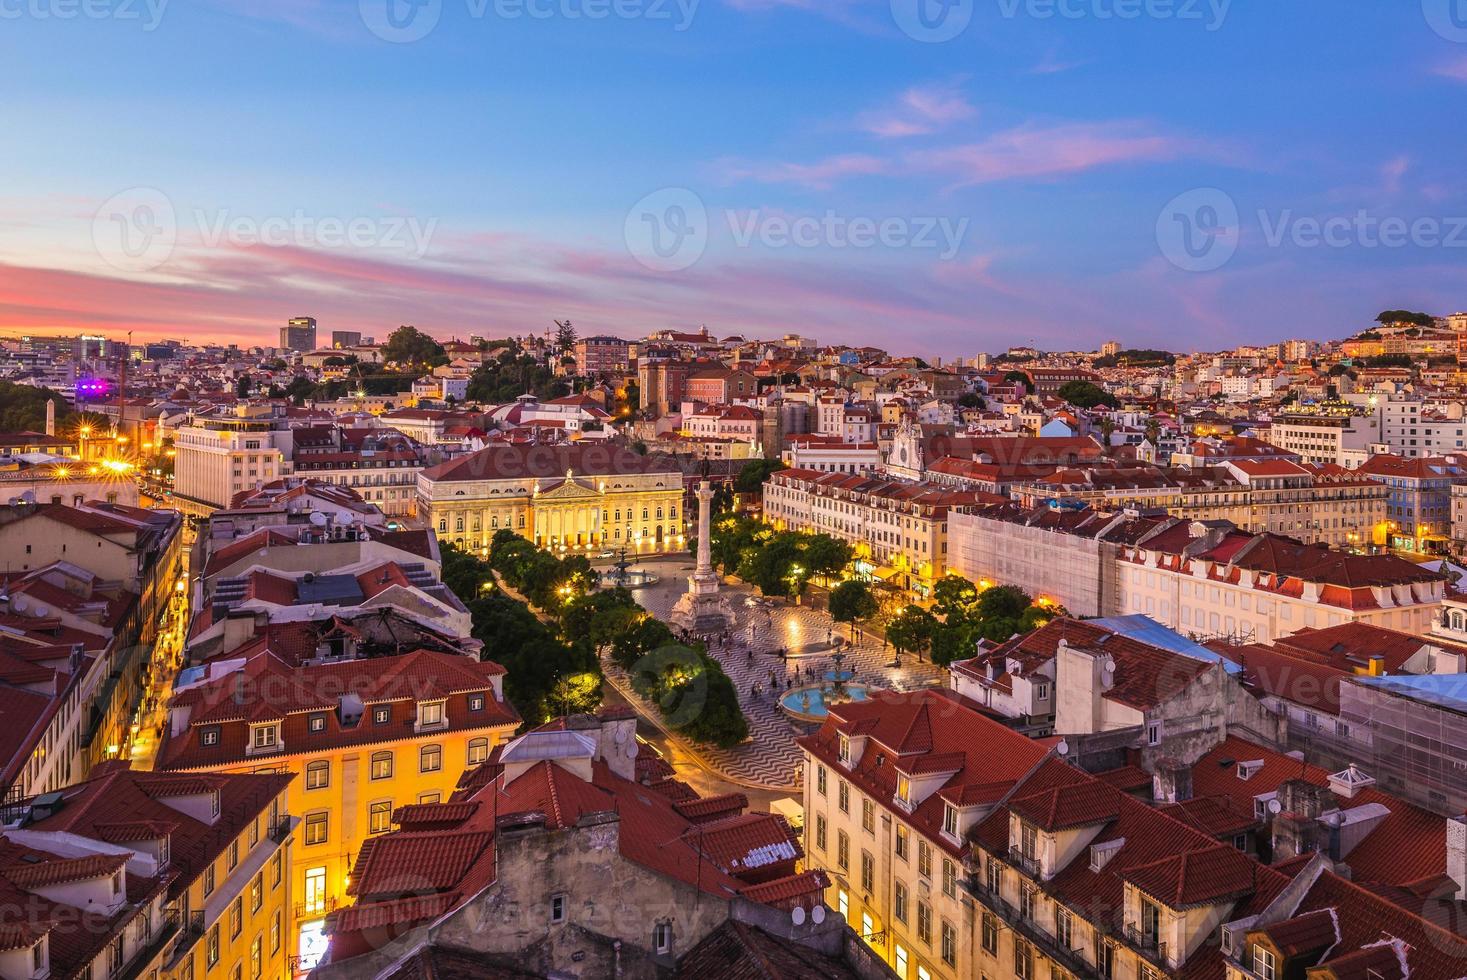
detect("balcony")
[269,815,296,844]
[1122,924,1170,970]
[1008,845,1043,879]
[162,910,207,971]
[964,878,1092,980]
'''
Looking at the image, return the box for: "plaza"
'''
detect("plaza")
[606,556,947,791]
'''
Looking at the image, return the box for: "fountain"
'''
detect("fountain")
[780,651,874,722]
[600,548,657,589]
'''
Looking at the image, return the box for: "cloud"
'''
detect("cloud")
[858,82,977,139]
[1379,155,1410,197]
[711,153,890,190]
[1434,57,1467,83]
[906,121,1192,188]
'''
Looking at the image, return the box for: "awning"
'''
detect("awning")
[872,566,901,581]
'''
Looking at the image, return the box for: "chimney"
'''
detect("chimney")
[1152,765,1193,804]
[1450,815,1467,900]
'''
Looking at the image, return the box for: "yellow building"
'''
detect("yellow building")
[156,649,520,973]
[416,443,686,554]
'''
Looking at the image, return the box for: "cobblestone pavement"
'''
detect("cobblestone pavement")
[606,558,947,792]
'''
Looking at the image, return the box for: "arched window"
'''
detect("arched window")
[305,760,330,790]
[468,738,489,765]
[370,751,393,780]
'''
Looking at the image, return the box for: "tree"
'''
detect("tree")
[801,534,852,580]
[932,575,979,620]
[975,584,1033,623]
[0,382,82,433]
[1376,310,1434,327]
[734,458,787,494]
[1056,380,1120,410]
[957,392,985,410]
[1003,370,1032,394]
[381,325,445,368]
[829,580,878,631]
[235,375,251,398]
[554,319,578,357]
[887,605,937,661]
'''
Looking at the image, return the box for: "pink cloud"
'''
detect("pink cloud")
[858,82,976,139]
[711,153,890,190]
[1434,57,1467,83]
[906,121,1191,188]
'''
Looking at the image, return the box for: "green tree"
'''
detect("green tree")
[801,534,852,581]
[734,458,787,494]
[554,319,578,357]
[931,575,979,621]
[1056,380,1120,410]
[887,605,937,661]
[975,584,1032,622]
[381,325,446,368]
[829,580,878,632]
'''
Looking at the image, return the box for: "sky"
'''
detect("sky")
[2,0,1466,356]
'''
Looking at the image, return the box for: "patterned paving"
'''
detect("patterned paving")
[608,558,947,791]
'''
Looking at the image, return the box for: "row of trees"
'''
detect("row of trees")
[707,516,853,598]
[886,578,1060,665]
[466,347,569,403]
[451,531,748,748]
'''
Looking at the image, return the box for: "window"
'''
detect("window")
[895,825,909,861]
[862,798,875,834]
[1015,938,1034,980]
[1020,882,1036,920]
[418,792,441,805]
[250,937,262,979]
[229,898,242,939]
[270,911,281,954]
[895,944,909,979]
[469,694,486,712]
[308,713,327,733]
[814,813,827,852]
[816,765,827,796]
[861,851,874,893]
[251,725,277,749]
[228,840,239,871]
[371,751,393,779]
[1056,907,1073,950]
[305,760,330,790]
[895,881,908,923]
[838,781,849,813]
[418,701,445,727]
[917,901,932,945]
[304,811,328,846]
[271,852,282,888]
[369,800,393,834]
[204,864,216,897]
[201,727,220,746]
[250,872,262,912]
[374,707,390,725]
[981,912,998,954]
[653,922,673,954]
[941,920,957,967]
[942,859,956,898]
[837,830,849,870]
[985,856,1001,894]
[207,925,220,967]
[1254,946,1277,980]
[551,894,566,924]
[942,805,957,837]
[304,867,327,915]
[468,738,489,765]
[917,840,932,878]
[420,744,442,772]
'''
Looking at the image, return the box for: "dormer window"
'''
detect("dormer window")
[374,706,390,725]
[308,713,327,733]
[942,805,958,838]
[838,735,851,765]
[111,871,122,896]
[201,727,220,747]
[252,725,278,749]
[159,835,170,869]
[417,700,446,730]
[895,773,913,809]
[1253,945,1276,980]
[469,694,485,712]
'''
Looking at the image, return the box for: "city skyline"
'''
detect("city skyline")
[3,4,1466,352]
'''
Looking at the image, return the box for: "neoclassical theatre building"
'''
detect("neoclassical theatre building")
[416,443,686,554]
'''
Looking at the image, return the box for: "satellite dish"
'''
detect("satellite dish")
[1056,739,1069,757]
[811,906,825,924]
[310,512,328,526]
[791,906,806,926]
[1267,798,1282,815]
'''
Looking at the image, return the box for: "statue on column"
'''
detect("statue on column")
[670,478,733,634]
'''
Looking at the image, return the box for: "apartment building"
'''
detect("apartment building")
[416,442,685,555]
[287,426,427,517]
[1355,453,1467,552]
[781,435,883,475]
[312,709,872,979]
[174,403,296,510]
[1117,520,1445,641]
[0,500,184,800]
[1267,410,1378,466]
[764,468,991,597]
[0,764,294,980]
[800,687,1467,980]
[572,334,632,377]
[685,366,756,404]
[157,647,519,971]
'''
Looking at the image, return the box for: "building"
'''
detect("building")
[157,646,519,969]
[173,403,296,511]
[0,764,295,980]
[780,435,883,475]
[1101,341,1121,357]
[1267,410,1378,466]
[0,500,184,800]
[638,355,695,418]
[279,317,318,353]
[686,366,757,405]
[287,426,428,517]
[764,468,994,598]
[572,334,632,378]
[313,709,867,980]
[1355,453,1467,553]
[330,330,362,349]
[415,442,685,554]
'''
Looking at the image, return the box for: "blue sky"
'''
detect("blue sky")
[2,0,1465,355]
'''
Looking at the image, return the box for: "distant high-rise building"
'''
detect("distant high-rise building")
[331,330,362,349]
[1100,340,1121,357]
[279,316,318,352]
